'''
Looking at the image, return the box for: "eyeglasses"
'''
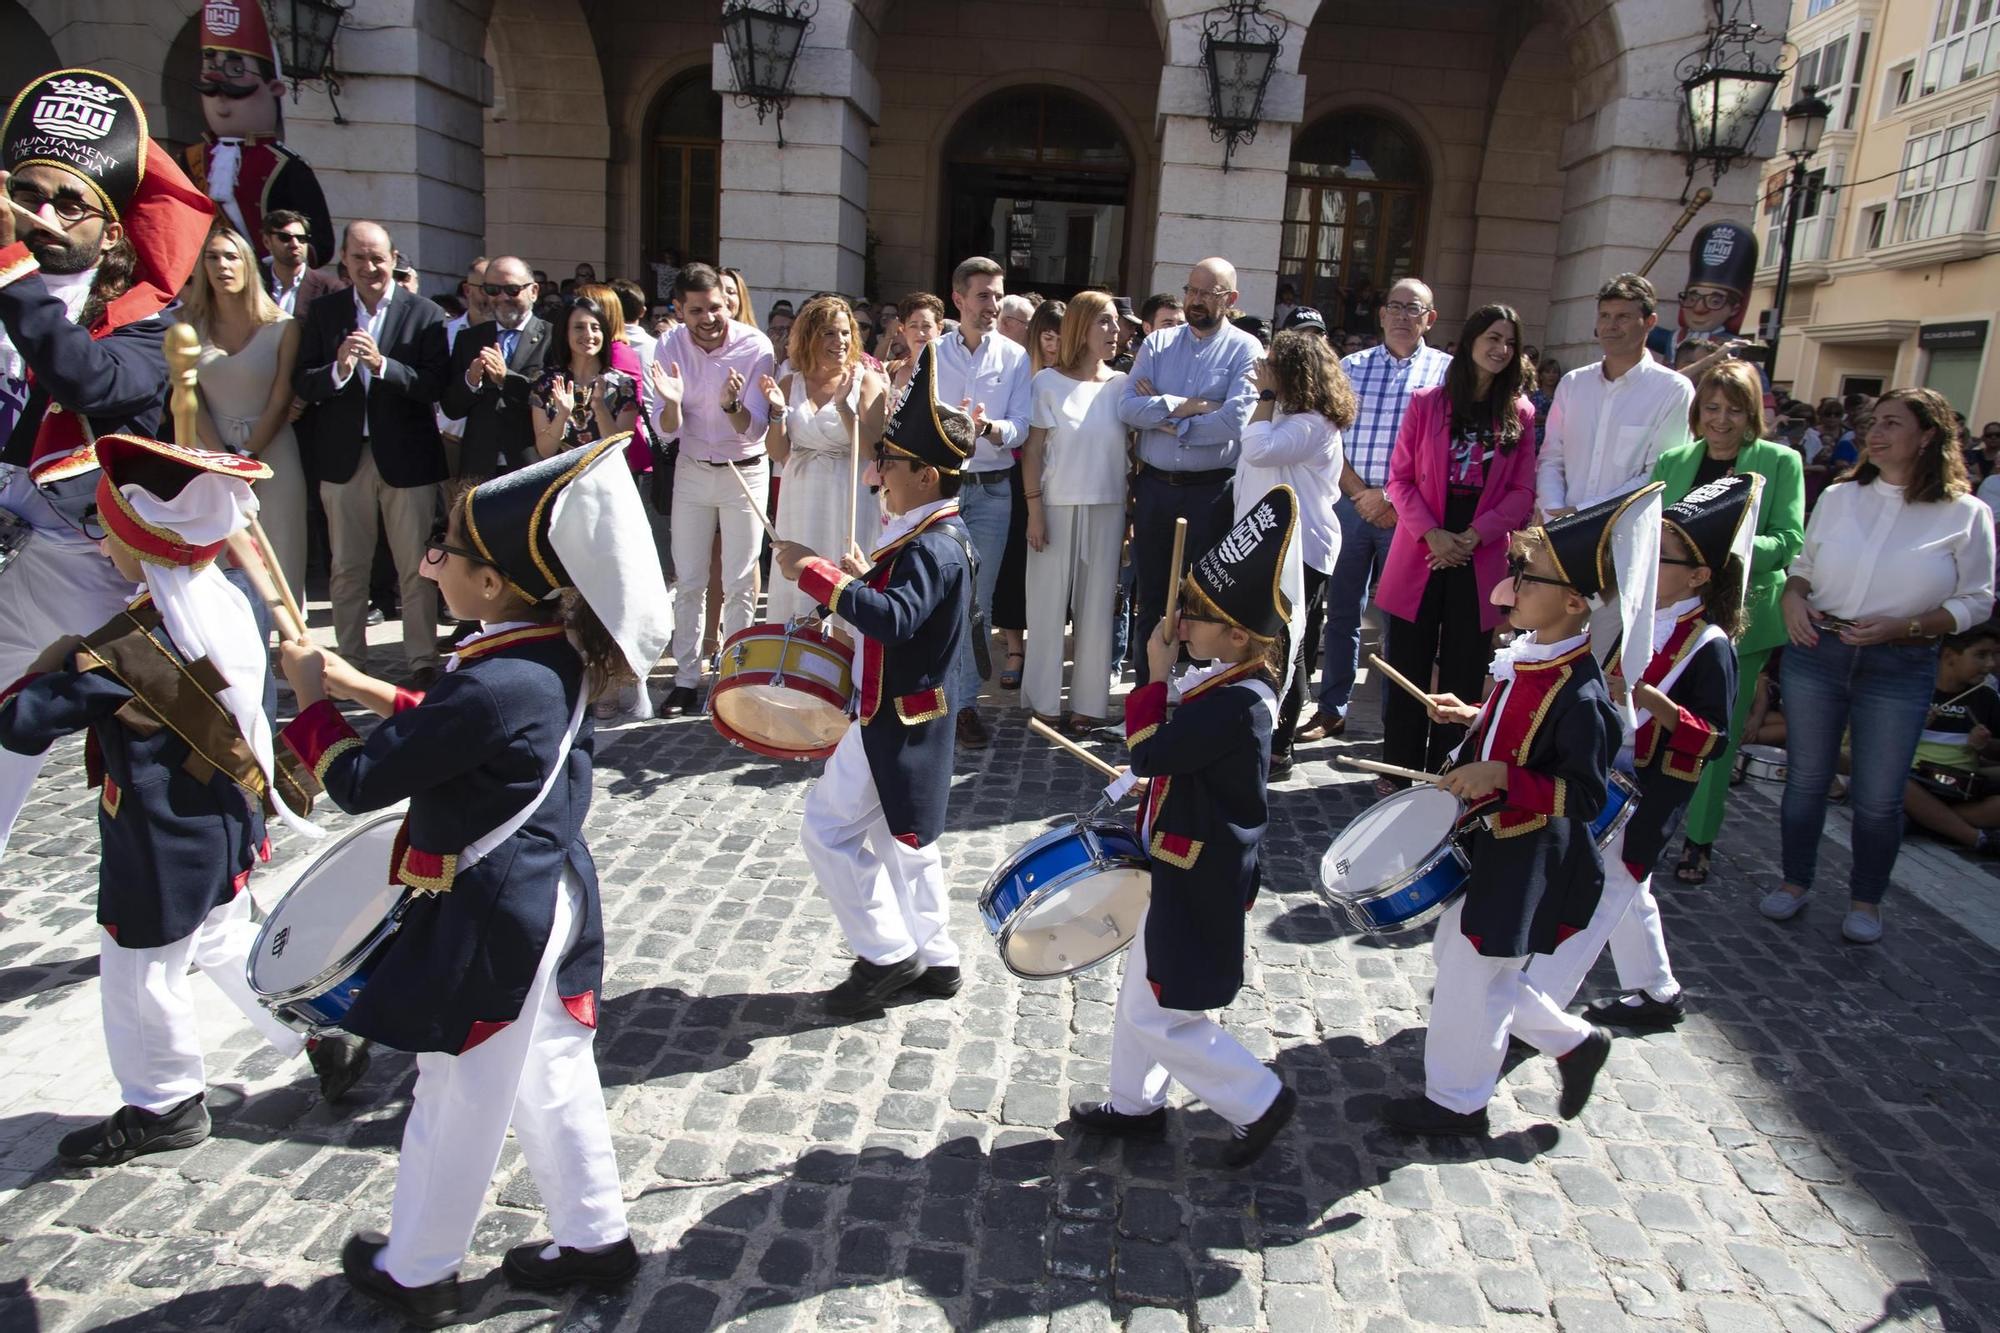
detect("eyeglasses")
[392,268,414,282]
[1658,554,1705,568]
[1182,285,1234,301]
[1506,554,1572,591]
[425,537,488,567]
[481,282,532,297]
[1677,290,1738,311]
[6,183,105,226]
[1382,301,1432,318]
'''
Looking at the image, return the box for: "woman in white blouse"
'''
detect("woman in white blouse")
[1238,329,1356,775]
[1021,292,1130,731]
[1766,387,1996,943]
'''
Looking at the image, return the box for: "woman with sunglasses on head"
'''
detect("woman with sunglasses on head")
[1765,388,1995,944]
[1374,304,1541,793]
[1646,359,1805,885]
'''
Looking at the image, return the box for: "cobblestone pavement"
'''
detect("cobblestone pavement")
[2,650,1999,1332]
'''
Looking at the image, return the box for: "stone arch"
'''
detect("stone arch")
[634,62,724,276]
[1467,17,1571,349]
[0,2,60,118]
[21,0,200,149]
[1288,90,1451,294]
[481,0,611,277]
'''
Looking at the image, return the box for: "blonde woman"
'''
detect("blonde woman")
[1021,292,1128,731]
[180,222,307,591]
[757,295,889,630]
[721,267,760,330]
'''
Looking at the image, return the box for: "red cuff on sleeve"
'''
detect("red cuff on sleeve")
[1503,765,1561,816]
[0,671,44,712]
[1665,705,1719,758]
[392,687,426,714]
[280,698,361,785]
[0,241,39,290]
[1125,681,1168,748]
[795,556,854,613]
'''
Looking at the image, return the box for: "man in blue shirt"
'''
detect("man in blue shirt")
[932,257,1033,747]
[1117,258,1260,684]
[1300,278,1451,740]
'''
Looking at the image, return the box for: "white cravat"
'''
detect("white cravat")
[206,139,252,241]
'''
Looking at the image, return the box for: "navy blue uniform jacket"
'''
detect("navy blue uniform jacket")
[1123,660,1275,1011]
[281,624,604,1055]
[0,251,170,466]
[1615,606,1737,877]
[0,598,263,948]
[795,502,969,847]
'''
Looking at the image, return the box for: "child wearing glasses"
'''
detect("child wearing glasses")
[772,342,978,1016]
[1382,487,1662,1138]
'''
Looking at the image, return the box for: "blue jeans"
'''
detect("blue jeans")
[952,469,1014,711]
[1779,633,1940,905]
[1319,496,1397,715]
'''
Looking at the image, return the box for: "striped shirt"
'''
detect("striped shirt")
[1339,341,1452,487]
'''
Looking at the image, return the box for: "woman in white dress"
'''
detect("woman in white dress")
[758,296,888,635]
[1021,291,1130,731]
[181,224,306,592]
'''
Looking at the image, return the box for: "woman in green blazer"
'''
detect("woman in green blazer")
[1650,360,1806,882]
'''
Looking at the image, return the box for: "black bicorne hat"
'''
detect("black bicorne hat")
[1663,471,1763,596]
[1542,483,1664,602]
[1686,220,1759,297]
[3,69,147,222]
[465,436,623,603]
[1187,484,1297,640]
[884,342,974,474]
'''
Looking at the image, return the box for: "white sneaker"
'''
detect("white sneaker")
[1841,910,1883,944]
[1759,887,1809,921]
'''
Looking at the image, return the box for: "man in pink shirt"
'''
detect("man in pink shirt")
[649,263,776,713]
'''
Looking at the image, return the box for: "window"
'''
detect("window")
[1795,34,1859,128]
[1280,112,1429,320]
[1861,204,1887,250]
[1919,0,1997,98]
[1886,59,1916,114]
[1845,32,1870,129]
[646,72,723,271]
[1807,0,1845,14]
[1892,118,1996,242]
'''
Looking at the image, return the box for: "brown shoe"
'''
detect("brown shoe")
[1296,709,1344,743]
[956,707,990,749]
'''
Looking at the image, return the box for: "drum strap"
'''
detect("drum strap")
[457,687,588,872]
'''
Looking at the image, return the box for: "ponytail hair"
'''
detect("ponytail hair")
[1702,554,1748,642]
[563,591,633,702]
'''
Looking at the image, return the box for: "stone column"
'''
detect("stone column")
[715,27,878,313]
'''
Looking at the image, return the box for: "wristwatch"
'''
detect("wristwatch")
[978,420,993,438]
[1908,616,1925,639]
[723,398,741,414]
[1258,389,1277,402]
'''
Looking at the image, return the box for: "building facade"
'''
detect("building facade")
[6,0,1781,368]
[1748,0,1999,426]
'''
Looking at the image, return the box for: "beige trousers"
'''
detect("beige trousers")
[320,450,439,670]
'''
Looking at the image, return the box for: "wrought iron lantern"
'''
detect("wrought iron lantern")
[1677,0,1785,194]
[722,0,816,146]
[1201,0,1286,171]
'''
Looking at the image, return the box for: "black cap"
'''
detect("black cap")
[884,342,974,474]
[3,69,148,221]
[1234,314,1269,345]
[1663,472,1762,582]
[1187,484,1296,639]
[1686,221,1758,297]
[464,436,625,602]
[1112,295,1140,326]
[1541,483,1665,601]
[1281,305,1326,333]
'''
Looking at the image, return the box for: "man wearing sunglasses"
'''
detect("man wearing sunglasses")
[440,257,550,482]
[181,0,333,269]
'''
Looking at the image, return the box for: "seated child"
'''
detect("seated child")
[1904,621,2000,853]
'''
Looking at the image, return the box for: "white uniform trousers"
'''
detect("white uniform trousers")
[98,892,305,1114]
[0,484,136,860]
[800,724,959,969]
[1424,897,1592,1115]
[1023,501,1122,722]
[1107,911,1280,1127]
[1606,861,1680,998]
[669,456,767,687]
[382,872,627,1288]
[1520,848,1648,1010]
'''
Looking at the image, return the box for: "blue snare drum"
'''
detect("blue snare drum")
[248,814,409,1035]
[1317,786,1469,935]
[979,820,1151,978]
[1589,772,1640,849]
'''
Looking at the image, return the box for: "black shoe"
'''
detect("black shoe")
[955,707,990,749]
[823,956,926,1016]
[905,965,962,999]
[661,686,699,716]
[1557,1026,1613,1119]
[1582,989,1686,1031]
[1269,751,1295,779]
[1223,1083,1297,1168]
[1068,1101,1167,1139]
[1380,1094,1490,1138]
[308,1034,372,1103]
[366,607,387,627]
[58,1094,210,1167]
[502,1236,640,1290]
[342,1232,461,1329]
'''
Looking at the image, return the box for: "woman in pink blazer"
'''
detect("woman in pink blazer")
[1377,304,1540,787]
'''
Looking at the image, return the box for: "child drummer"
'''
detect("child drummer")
[0,436,362,1168]
[278,438,671,1326]
[1067,485,1301,1168]
[772,342,976,1016]
[1526,475,1760,1032]
[1382,487,1660,1137]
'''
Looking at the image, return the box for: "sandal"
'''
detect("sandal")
[999,650,1024,690]
[1676,840,1712,885]
[1372,776,1403,799]
[1064,714,1101,738]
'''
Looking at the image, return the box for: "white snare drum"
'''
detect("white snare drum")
[248,814,408,1035]
[709,623,854,760]
[1735,744,1787,784]
[1317,786,1469,935]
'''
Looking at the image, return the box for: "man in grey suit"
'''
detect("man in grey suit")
[440,255,552,481]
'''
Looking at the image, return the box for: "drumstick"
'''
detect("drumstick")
[1162,517,1188,638]
[248,518,309,641]
[1367,652,1433,707]
[4,197,65,240]
[1028,716,1124,780]
[725,459,782,543]
[845,390,861,565]
[1337,755,1450,788]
